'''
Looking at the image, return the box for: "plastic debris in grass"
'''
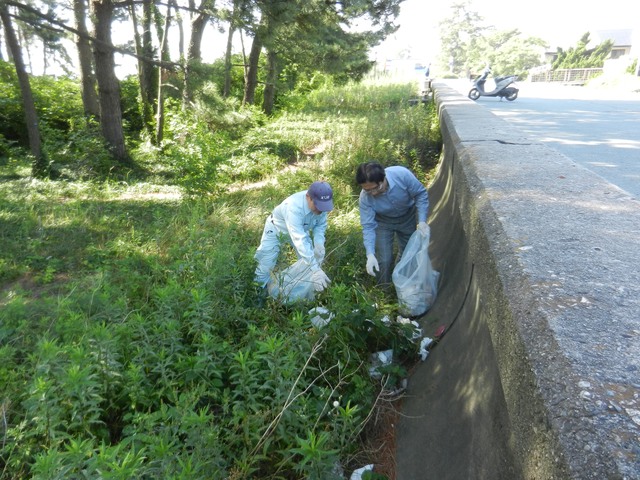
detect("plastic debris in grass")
[396,315,423,341]
[350,464,374,480]
[368,349,393,380]
[267,259,315,303]
[366,315,432,380]
[308,306,334,328]
[419,337,435,361]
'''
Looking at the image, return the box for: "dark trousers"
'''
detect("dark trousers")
[374,206,417,288]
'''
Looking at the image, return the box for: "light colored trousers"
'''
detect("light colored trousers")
[254,215,288,287]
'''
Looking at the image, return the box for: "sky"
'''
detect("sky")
[5,0,637,77]
[115,0,640,77]
[373,0,639,66]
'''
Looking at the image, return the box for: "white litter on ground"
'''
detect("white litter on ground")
[419,337,434,361]
[350,464,374,479]
[308,307,334,328]
[368,349,393,379]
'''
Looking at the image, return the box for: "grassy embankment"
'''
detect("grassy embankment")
[0,81,441,479]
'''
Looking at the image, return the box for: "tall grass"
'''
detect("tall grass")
[0,80,441,479]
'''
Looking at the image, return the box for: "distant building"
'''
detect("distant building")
[532,28,639,82]
[591,29,633,58]
[544,28,637,64]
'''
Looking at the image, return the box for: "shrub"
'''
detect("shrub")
[0,79,442,478]
[0,60,30,146]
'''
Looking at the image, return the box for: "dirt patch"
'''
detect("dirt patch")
[112,191,182,201]
[301,140,330,157]
[1,272,71,304]
[360,396,402,479]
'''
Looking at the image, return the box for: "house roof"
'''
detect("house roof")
[546,28,636,52]
[591,28,634,47]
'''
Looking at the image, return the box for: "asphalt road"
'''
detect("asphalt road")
[445,80,640,199]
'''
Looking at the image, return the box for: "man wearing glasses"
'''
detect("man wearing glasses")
[356,162,429,289]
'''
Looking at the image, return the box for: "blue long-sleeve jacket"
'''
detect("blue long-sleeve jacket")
[359,166,429,255]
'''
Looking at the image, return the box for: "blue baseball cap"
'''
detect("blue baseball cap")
[308,181,334,212]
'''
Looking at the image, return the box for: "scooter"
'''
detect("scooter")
[468,70,519,101]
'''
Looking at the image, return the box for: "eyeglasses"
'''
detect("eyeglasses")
[362,182,385,194]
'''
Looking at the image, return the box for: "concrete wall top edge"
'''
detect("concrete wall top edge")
[433,82,640,478]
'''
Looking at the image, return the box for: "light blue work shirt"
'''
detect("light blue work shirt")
[271,190,328,270]
[359,166,429,255]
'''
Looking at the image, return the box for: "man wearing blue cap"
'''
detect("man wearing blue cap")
[254,181,333,292]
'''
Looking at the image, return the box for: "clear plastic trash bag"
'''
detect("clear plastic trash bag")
[267,259,315,303]
[392,229,439,317]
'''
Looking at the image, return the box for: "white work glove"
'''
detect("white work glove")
[310,269,330,292]
[314,243,325,265]
[417,222,430,238]
[366,253,379,277]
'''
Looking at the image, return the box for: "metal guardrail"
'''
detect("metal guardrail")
[529,68,603,84]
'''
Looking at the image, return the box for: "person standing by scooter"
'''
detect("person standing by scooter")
[356,162,429,289]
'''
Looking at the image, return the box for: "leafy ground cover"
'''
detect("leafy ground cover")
[0,80,441,479]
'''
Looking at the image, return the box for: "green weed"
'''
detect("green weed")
[0,80,441,478]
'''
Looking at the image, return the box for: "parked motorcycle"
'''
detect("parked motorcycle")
[468,69,519,101]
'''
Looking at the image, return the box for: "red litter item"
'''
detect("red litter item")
[434,325,447,339]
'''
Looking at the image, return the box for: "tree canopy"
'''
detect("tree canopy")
[0,0,404,176]
[436,0,546,78]
[552,32,613,69]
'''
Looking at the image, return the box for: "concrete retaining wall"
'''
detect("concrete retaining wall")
[396,83,639,479]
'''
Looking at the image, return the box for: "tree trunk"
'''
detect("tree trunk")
[92,0,131,165]
[262,48,276,115]
[141,0,156,87]
[155,1,172,144]
[73,0,100,118]
[16,26,32,73]
[176,9,184,58]
[0,3,48,178]
[182,8,209,108]
[223,14,236,98]
[130,0,156,139]
[243,31,262,106]
[239,28,247,79]
[187,11,207,62]
[42,40,49,74]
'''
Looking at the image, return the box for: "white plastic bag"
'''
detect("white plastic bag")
[392,230,439,317]
[267,259,315,303]
[308,307,334,328]
[350,464,374,480]
[368,349,394,379]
